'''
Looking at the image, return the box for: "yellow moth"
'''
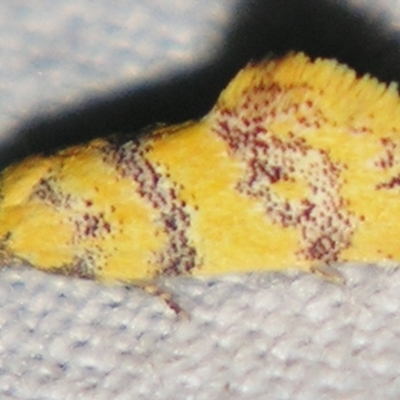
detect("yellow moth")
[1,52,400,297]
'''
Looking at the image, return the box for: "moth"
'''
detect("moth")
[1,52,400,308]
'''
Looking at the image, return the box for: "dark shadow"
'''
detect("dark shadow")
[2,0,400,168]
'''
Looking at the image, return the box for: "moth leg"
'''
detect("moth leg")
[138,282,189,319]
[310,263,345,284]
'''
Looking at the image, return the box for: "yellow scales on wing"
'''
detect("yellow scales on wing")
[0,53,400,286]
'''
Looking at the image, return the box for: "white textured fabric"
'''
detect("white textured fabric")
[1,1,400,399]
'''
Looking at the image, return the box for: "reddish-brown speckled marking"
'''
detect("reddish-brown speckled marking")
[375,138,398,170]
[213,82,356,263]
[29,173,114,277]
[75,211,112,240]
[102,137,198,276]
[32,175,113,242]
[31,176,70,208]
[375,137,400,190]
[56,253,97,279]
